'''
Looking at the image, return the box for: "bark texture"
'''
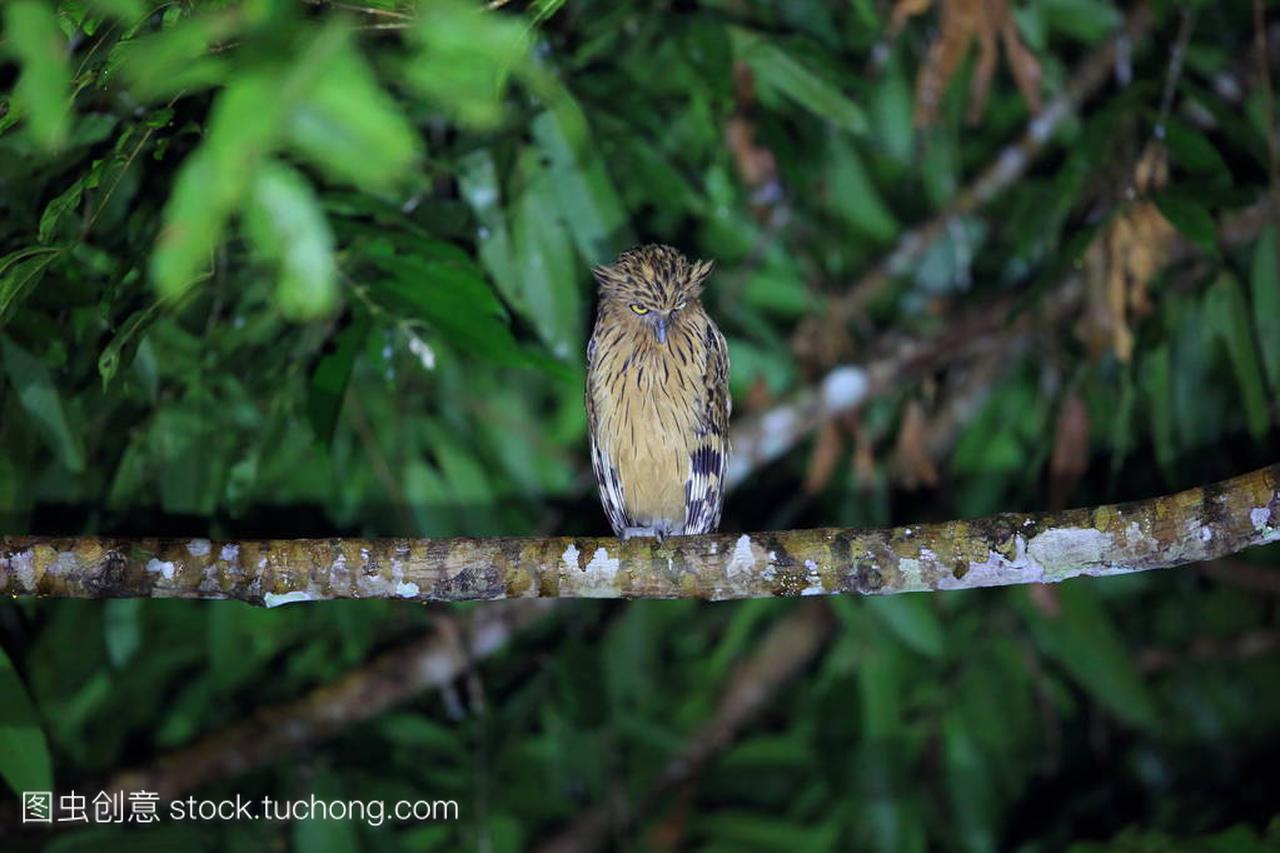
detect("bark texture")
[3,464,1277,604]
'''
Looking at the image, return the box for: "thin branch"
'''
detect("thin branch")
[1137,628,1280,672]
[3,465,1277,602]
[102,599,554,801]
[535,601,833,853]
[1155,6,1197,138]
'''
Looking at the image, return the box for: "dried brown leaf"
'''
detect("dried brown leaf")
[901,0,1042,126]
[894,399,940,490]
[805,420,844,494]
[1076,144,1178,362]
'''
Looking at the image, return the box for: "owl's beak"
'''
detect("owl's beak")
[654,316,668,345]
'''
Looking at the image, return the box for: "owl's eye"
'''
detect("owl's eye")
[674,301,687,310]
[629,304,649,315]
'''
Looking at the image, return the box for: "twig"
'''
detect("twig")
[1137,628,1280,672]
[535,601,833,853]
[1155,7,1197,139]
[101,599,554,801]
[3,464,1277,602]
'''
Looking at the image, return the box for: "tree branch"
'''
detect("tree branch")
[3,465,1276,603]
[101,599,553,801]
[536,601,833,853]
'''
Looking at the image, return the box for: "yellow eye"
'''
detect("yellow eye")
[629,304,649,315]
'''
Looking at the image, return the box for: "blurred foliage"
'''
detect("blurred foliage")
[1,0,1280,850]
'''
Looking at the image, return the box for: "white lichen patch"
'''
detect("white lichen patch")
[264,590,317,608]
[1251,506,1272,530]
[570,547,621,598]
[54,551,79,574]
[709,542,718,555]
[1201,527,1213,542]
[13,549,35,590]
[801,559,824,596]
[1026,527,1113,579]
[187,539,211,557]
[562,543,580,573]
[395,581,420,598]
[145,559,175,580]
[726,535,755,578]
[219,544,240,564]
[821,366,870,412]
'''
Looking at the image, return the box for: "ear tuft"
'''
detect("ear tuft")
[692,258,716,284]
[592,265,616,289]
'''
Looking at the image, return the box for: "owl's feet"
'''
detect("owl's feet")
[621,526,665,543]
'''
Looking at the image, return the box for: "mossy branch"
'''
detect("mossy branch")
[3,465,1277,604]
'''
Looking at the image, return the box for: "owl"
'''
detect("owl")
[585,244,731,539]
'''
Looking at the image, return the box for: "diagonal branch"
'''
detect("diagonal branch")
[3,464,1277,602]
[536,601,834,853]
[102,599,554,801]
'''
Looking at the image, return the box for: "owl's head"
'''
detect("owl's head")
[592,244,715,344]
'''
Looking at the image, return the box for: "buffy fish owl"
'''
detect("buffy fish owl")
[585,244,731,539]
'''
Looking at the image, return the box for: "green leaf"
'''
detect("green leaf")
[531,100,629,264]
[826,135,899,242]
[1024,582,1159,729]
[307,316,369,446]
[149,74,283,298]
[371,252,531,368]
[4,1,71,149]
[98,291,179,387]
[90,0,146,20]
[1141,343,1175,477]
[1252,225,1280,394]
[1162,118,1230,182]
[731,28,868,134]
[1153,192,1217,255]
[104,599,143,667]
[458,149,520,306]
[1204,272,1270,440]
[406,0,530,129]
[1038,0,1123,43]
[286,41,421,192]
[510,147,582,358]
[150,23,352,299]
[0,247,64,328]
[244,162,338,321]
[1,336,86,472]
[0,644,53,797]
[109,12,237,101]
[38,177,87,243]
[865,595,945,659]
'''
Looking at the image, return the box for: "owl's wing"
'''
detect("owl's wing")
[586,331,630,536]
[684,319,731,534]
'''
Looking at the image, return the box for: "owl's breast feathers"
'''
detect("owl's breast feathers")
[586,309,731,536]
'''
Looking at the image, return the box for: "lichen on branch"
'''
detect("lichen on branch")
[3,465,1277,604]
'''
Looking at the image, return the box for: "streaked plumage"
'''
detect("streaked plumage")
[585,244,731,538]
